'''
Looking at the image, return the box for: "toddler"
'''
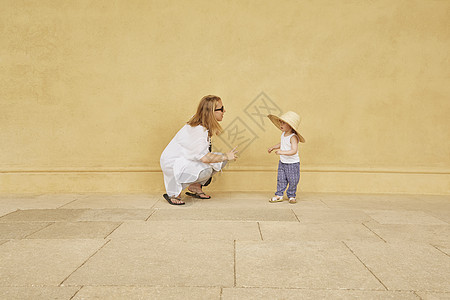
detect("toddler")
[267,111,305,203]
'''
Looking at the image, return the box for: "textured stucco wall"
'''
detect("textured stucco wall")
[1,0,449,194]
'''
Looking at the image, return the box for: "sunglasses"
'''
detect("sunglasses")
[214,106,224,112]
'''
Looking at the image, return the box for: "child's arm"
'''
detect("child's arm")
[275,135,299,156]
[268,143,280,153]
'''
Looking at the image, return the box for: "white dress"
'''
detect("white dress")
[160,124,223,197]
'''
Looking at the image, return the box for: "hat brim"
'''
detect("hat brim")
[268,114,305,143]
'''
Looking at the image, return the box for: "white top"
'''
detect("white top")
[280,132,300,164]
[160,124,223,196]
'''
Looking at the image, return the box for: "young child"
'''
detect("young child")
[267,111,305,204]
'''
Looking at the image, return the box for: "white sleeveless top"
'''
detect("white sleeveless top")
[280,132,300,164]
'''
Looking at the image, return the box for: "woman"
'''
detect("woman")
[160,95,238,205]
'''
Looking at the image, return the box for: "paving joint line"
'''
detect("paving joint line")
[59,239,111,287]
[426,210,449,225]
[233,240,237,287]
[0,209,20,220]
[149,198,161,210]
[18,282,443,294]
[69,285,83,300]
[413,291,424,300]
[103,222,123,239]
[58,199,79,209]
[220,286,426,292]
[431,244,450,258]
[342,241,389,291]
[257,222,264,240]
[61,283,232,288]
[145,210,157,221]
[362,222,387,243]
[22,222,55,239]
[319,199,330,208]
[292,209,300,222]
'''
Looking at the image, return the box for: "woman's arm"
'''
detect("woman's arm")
[200,147,238,163]
[275,135,299,155]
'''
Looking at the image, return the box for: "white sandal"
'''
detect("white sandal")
[269,195,284,203]
[289,197,297,204]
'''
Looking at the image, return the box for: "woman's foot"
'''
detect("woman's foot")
[187,183,211,199]
[171,196,185,204]
[289,197,297,204]
[163,194,185,205]
[269,195,284,203]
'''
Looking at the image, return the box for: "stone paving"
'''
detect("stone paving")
[0,192,449,299]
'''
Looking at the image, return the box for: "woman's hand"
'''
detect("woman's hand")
[268,147,273,153]
[226,146,239,161]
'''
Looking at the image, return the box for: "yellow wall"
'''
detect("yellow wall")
[1,0,449,194]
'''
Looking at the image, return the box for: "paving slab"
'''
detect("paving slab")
[0,222,51,239]
[0,209,88,222]
[0,239,107,286]
[262,199,329,209]
[0,194,41,200]
[155,192,329,209]
[235,241,385,290]
[109,220,261,241]
[222,287,420,299]
[364,210,447,225]
[0,287,80,300]
[427,211,450,224]
[364,221,450,244]
[0,209,152,223]
[292,208,374,223]
[62,194,159,209]
[26,222,121,239]
[149,208,298,222]
[0,194,84,210]
[181,195,289,209]
[291,199,330,209]
[0,240,9,246]
[77,209,153,221]
[345,241,450,291]
[318,193,415,211]
[154,191,328,209]
[152,192,271,209]
[259,222,382,242]
[406,195,450,212]
[64,239,234,287]
[415,291,450,300]
[73,286,221,299]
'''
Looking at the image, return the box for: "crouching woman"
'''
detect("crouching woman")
[160,95,238,205]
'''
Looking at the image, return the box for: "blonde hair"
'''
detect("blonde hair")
[187,95,223,137]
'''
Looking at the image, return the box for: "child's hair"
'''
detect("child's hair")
[187,95,223,137]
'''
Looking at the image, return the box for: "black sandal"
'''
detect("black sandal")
[185,191,211,199]
[163,194,185,205]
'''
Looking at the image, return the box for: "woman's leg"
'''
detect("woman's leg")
[186,167,214,198]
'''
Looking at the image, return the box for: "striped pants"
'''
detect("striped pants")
[275,161,300,198]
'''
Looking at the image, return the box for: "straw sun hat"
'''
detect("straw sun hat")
[267,111,305,143]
